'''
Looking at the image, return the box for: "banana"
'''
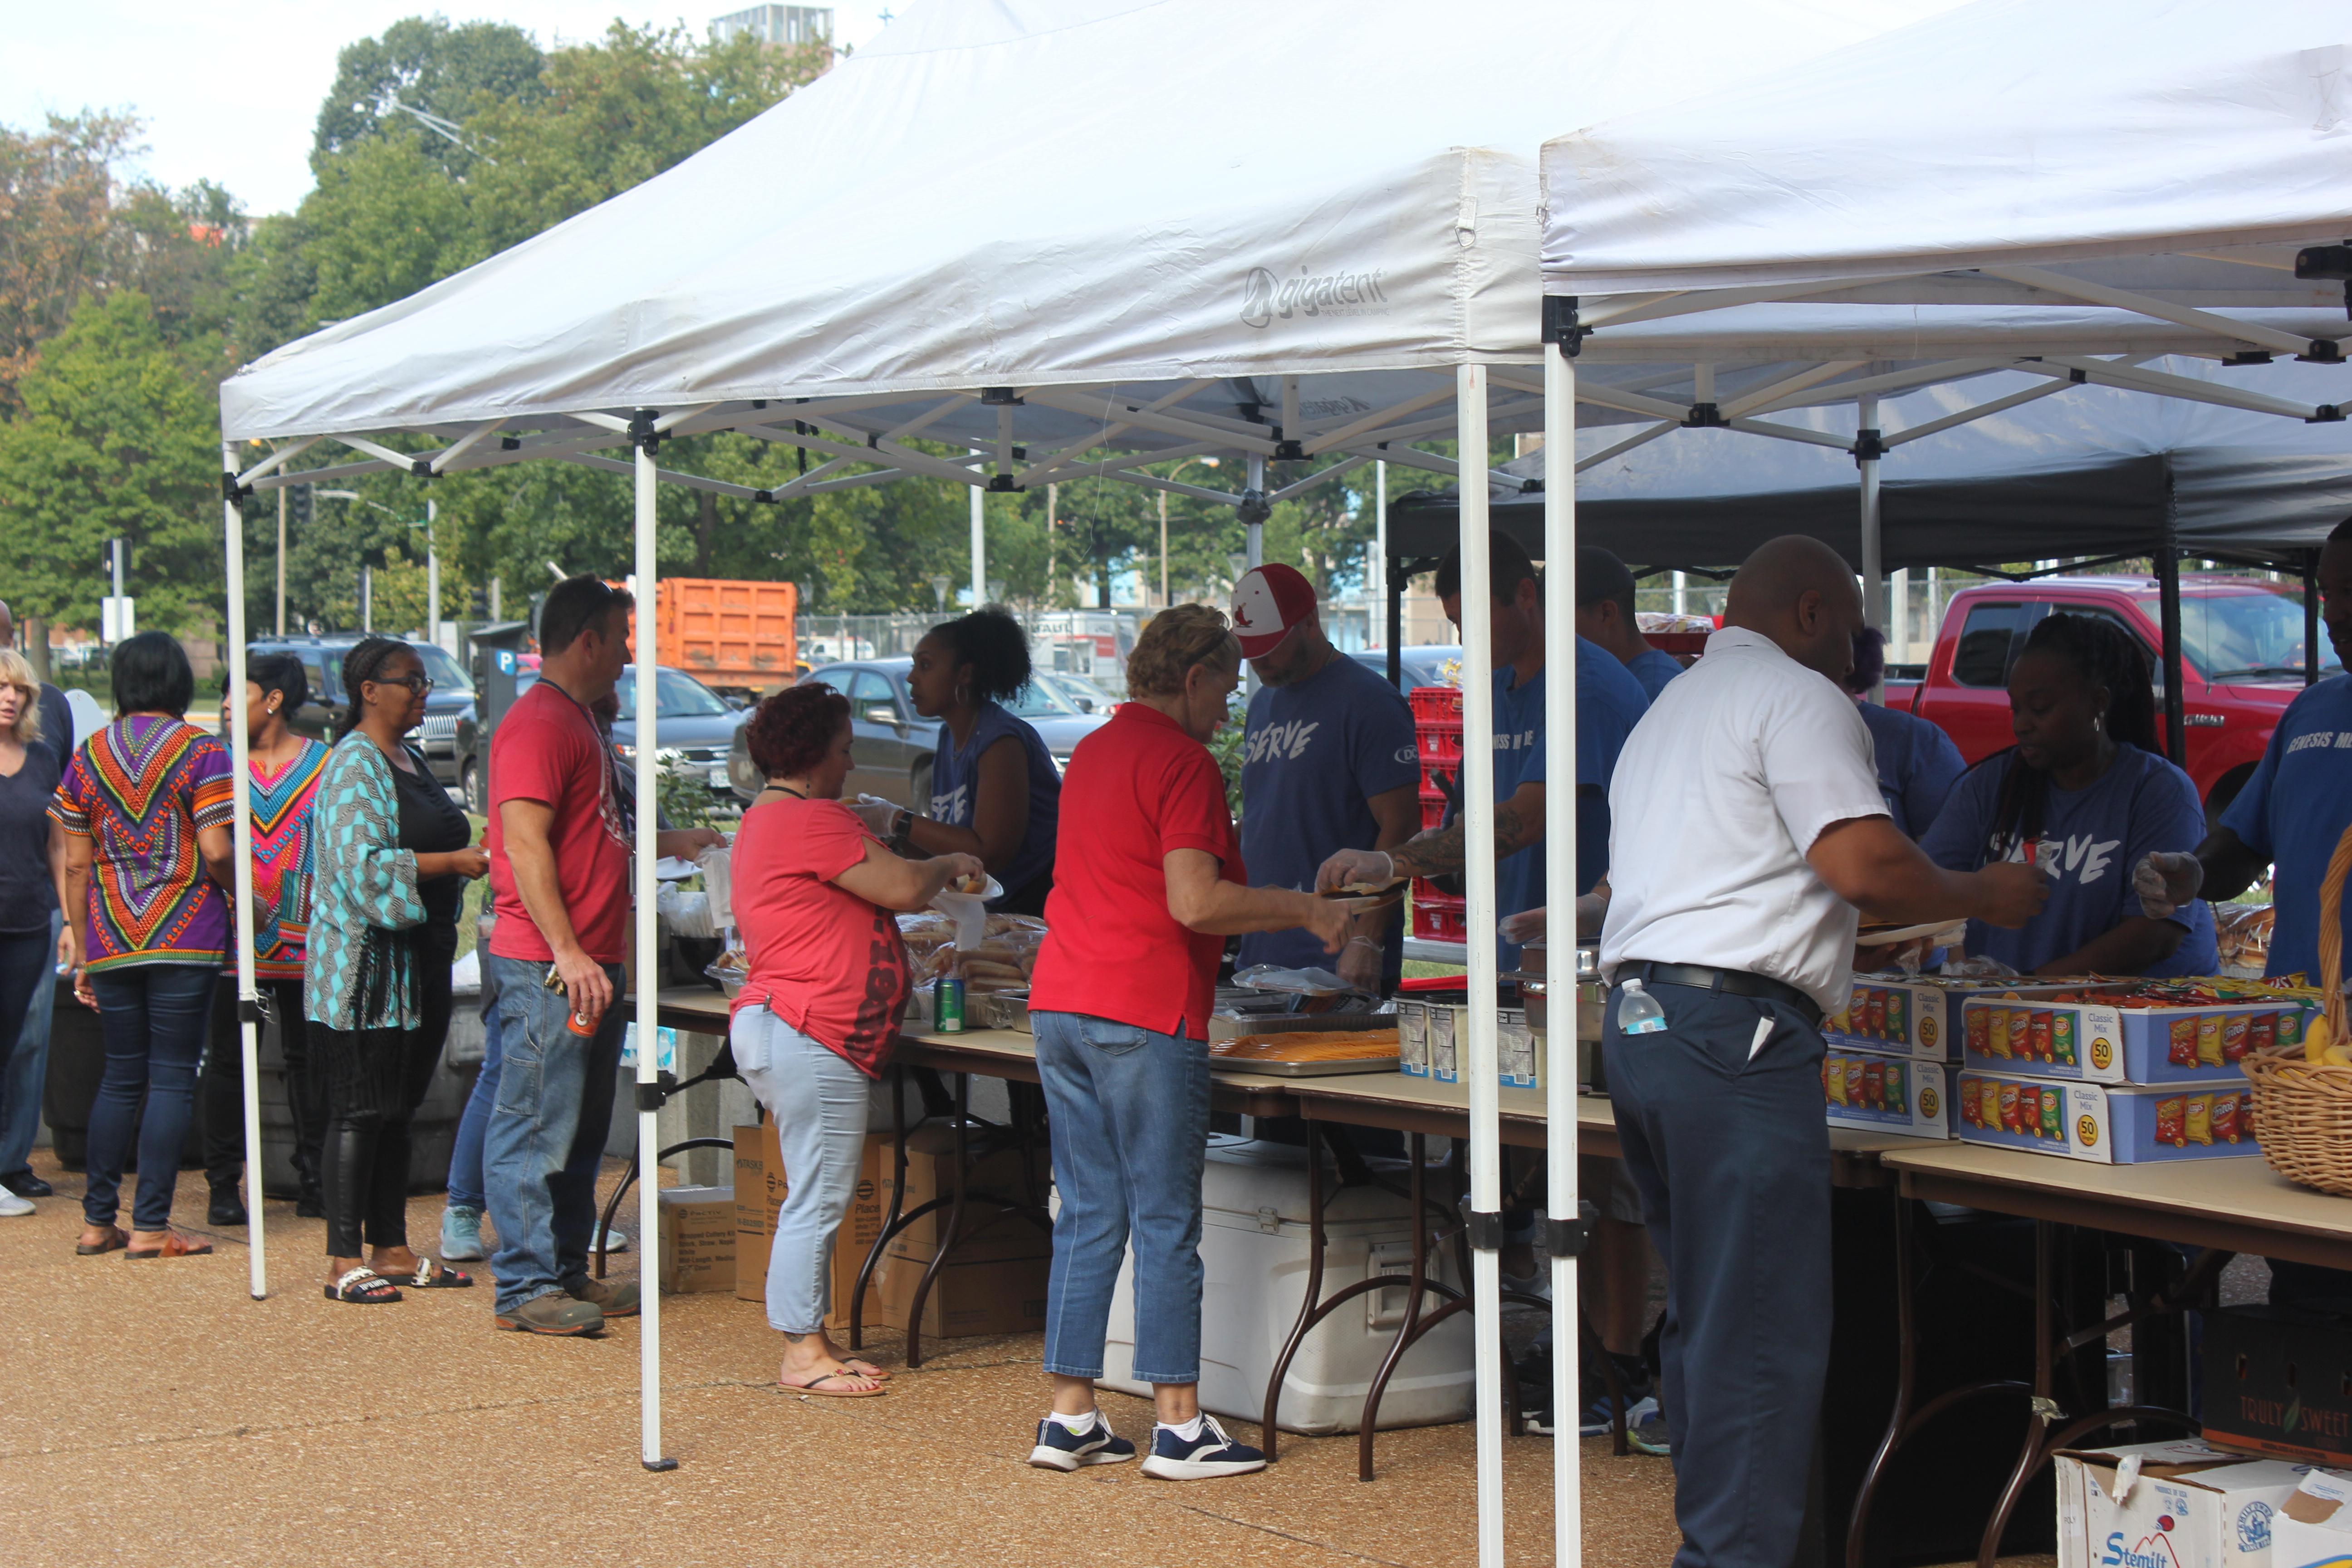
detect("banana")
[2307,1015,2336,1063]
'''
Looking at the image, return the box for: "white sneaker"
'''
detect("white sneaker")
[591,1225,629,1253]
[0,1190,33,1217]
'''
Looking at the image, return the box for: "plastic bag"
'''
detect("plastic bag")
[1233,964,1358,997]
[655,882,715,939]
[1499,908,1546,946]
[1938,952,2019,979]
[697,843,734,928]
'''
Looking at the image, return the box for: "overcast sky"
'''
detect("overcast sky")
[0,3,891,217]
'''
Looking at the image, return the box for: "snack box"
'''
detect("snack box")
[1954,1068,2260,1163]
[1820,1053,1953,1139]
[1823,976,1972,1062]
[1405,1001,1543,1088]
[1960,991,2313,1085]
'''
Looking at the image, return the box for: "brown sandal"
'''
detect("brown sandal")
[776,1369,888,1399]
[76,1225,129,1256]
[126,1231,214,1259]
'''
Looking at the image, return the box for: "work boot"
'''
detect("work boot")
[566,1274,640,1318]
[208,1183,249,1228]
[496,1294,604,1336]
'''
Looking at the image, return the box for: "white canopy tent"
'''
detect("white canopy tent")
[217,2,1990,1555]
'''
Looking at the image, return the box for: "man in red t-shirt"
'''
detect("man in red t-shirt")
[481,576,720,1336]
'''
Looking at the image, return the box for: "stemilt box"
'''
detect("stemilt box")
[2056,1438,2311,1568]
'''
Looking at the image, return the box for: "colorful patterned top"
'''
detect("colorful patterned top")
[248,739,330,980]
[304,733,428,1031]
[49,716,235,971]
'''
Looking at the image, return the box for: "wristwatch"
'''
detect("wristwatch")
[890,808,915,850]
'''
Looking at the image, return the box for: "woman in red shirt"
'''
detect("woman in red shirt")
[730,683,980,1397]
[1024,604,1350,1480]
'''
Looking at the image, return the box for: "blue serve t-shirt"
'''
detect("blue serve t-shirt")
[1487,637,1648,970]
[2220,676,2352,981]
[1236,653,1419,983]
[1624,646,1684,702]
[1919,743,2218,977]
[928,701,1062,906]
[1859,701,1967,840]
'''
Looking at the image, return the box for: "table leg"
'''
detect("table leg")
[901,1070,974,1370]
[850,1063,913,1354]
[1263,1122,1328,1465]
[1847,1193,1924,1568]
[1357,1132,1439,1480]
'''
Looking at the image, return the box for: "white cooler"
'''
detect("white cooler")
[1089,1136,1476,1435]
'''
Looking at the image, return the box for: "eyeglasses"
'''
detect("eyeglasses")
[372,673,436,695]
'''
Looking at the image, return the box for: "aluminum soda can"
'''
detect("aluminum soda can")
[936,976,966,1034]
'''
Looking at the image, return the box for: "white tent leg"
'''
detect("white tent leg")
[970,467,985,608]
[633,422,673,1472]
[1542,347,1582,1568]
[1374,460,1387,641]
[1456,363,1504,1567]
[220,443,267,1302]
[1857,393,1884,700]
[1245,453,1265,570]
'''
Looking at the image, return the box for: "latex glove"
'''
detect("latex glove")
[1315,847,1395,893]
[1336,935,1383,993]
[2134,851,2204,920]
[845,799,901,837]
[1498,907,1547,946]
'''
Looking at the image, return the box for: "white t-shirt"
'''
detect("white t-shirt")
[1599,626,1889,1015]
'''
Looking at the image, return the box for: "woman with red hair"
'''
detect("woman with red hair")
[730,682,981,1396]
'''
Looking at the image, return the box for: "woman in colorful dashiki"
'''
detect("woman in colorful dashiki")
[50,633,236,1259]
[199,653,332,1226]
[305,639,488,1304]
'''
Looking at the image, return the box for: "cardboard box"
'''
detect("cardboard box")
[2274,1469,2352,1568]
[657,1184,737,1294]
[732,1125,887,1331]
[871,1248,1051,1339]
[2055,1438,2311,1568]
[1953,1070,2262,1163]
[879,1122,1054,1262]
[2205,1306,2352,1465]
[1962,994,2313,1085]
[1821,1054,1953,1139]
[1825,977,1968,1061]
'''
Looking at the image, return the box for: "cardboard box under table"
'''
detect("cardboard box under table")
[2054,1438,2310,1568]
[732,1124,887,1333]
[2203,1304,2352,1465]
[657,1185,736,1294]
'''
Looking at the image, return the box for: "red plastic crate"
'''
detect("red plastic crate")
[1420,758,1460,801]
[1412,896,1468,943]
[1408,686,1462,723]
[1416,722,1464,762]
[1419,798,1446,831]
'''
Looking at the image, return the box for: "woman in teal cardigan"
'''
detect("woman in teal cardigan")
[306,638,488,1304]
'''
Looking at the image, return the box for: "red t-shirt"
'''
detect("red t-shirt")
[486,682,632,965]
[729,795,910,1077]
[1029,702,1241,1040]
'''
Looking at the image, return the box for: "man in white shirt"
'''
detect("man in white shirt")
[1599,536,2045,1568]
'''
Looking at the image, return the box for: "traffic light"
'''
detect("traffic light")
[290,483,314,529]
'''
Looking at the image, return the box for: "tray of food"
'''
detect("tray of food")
[1207,1029,1401,1076]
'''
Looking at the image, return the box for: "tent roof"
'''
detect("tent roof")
[220,0,1950,446]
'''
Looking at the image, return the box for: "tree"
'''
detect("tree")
[0,290,223,634]
[312,17,545,174]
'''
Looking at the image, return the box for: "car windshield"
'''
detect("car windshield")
[2185,592,2343,679]
[1005,681,1078,718]
[413,642,473,694]
[611,667,730,720]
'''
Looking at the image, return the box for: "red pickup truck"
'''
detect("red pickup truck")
[1882,574,2337,820]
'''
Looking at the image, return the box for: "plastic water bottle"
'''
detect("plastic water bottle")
[1617,978,1667,1034]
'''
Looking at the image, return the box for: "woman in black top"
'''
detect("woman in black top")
[0,652,60,1218]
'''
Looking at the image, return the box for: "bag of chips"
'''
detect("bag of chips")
[2030,1011,2053,1063]
[1980,1078,2002,1131]
[2154,1096,2186,1147]
[2040,1085,2064,1142]
[1885,990,1908,1045]
[1967,1005,1990,1056]
[1999,1081,2022,1132]
[2221,1013,2252,1063]
[2052,1012,2078,1068]
[2185,1093,2214,1146]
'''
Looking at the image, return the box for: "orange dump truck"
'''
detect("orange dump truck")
[647,578,799,693]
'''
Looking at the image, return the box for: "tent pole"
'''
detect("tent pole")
[1455,363,1504,1568]
[1857,395,1884,701]
[1375,459,1387,647]
[970,456,985,609]
[2305,549,2321,688]
[1245,453,1265,571]
[1542,338,1583,1568]
[632,416,674,1473]
[221,443,267,1302]
[2157,550,2186,765]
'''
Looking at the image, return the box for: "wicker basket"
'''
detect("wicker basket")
[2241,822,2352,1195]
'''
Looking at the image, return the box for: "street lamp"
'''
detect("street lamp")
[1157,457,1220,607]
[929,573,951,614]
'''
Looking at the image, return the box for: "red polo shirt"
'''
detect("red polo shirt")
[1029,701,1241,1041]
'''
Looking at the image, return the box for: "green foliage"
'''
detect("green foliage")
[312,17,546,172]
[0,291,224,633]
[653,756,716,831]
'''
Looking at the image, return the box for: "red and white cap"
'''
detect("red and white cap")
[1230,563,1316,658]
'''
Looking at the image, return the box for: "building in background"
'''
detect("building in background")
[711,5,834,53]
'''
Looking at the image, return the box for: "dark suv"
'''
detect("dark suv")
[246,636,475,791]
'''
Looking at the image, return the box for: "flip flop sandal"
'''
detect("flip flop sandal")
[76,1226,130,1256]
[126,1232,214,1259]
[324,1267,403,1304]
[776,1370,888,1399]
[840,1359,892,1381]
[394,1259,473,1289]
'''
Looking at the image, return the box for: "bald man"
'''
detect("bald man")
[1598,536,2045,1568]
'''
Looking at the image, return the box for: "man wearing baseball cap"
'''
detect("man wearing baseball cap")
[1230,563,1420,995]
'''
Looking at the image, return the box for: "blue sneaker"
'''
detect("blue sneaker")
[1028,1412,1136,1471]
[1140,1413,1266,1480]
[440,1205,485,1262]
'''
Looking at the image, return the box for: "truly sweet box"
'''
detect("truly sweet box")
[1954,1068,2261,1163]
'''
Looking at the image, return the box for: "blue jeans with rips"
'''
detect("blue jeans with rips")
[1033,1009,1210,1386]
[483,955,625,1316]
[84,962,217,1232]
[0,911,62,1181]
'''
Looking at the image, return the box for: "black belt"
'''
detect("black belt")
[1617,961,1823,1028]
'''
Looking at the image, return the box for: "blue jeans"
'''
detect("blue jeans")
[484,955,625,1315]
[1606,978,1832,1568]
[1034,1009,1210,1385]
[445,990,504,1212]
[733,1005,869,1334]
[84,963,218,1231]
[0,911,62,1180]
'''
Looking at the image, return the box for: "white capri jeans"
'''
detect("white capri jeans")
[730,1004,870,1336]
